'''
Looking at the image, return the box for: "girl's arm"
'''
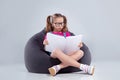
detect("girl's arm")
[43,34,49,45]
[78,42,83,48]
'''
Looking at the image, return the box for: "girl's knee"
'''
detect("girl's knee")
[51,48,63,58]
[78,50,84,57]
[53,48,61,53]
[52,48,63,56]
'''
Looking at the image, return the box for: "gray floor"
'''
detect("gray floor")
[0,61,120,80]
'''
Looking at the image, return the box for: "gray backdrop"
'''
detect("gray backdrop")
[0,0,120,65]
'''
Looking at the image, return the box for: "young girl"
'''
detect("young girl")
[43,13,95,76]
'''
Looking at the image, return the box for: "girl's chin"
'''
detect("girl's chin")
[55,30,61,32]
[58,30,61,32]
[58,29,62,31]
[54,29,62,32]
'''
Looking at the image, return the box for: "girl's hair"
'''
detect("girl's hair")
[45,13,68,32]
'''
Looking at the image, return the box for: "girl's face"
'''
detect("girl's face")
[52,17,64,32]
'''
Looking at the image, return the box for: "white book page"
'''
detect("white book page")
[45,33,66,52]
[45,33,83,54]
[64,35,83,54]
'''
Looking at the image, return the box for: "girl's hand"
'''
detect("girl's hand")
[78,42,83,48]
[43,39,49,45]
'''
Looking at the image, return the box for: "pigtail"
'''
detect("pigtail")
[62,15,68,32]
[45,15,53,32]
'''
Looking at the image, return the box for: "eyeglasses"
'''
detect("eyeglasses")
[53,22,64,26]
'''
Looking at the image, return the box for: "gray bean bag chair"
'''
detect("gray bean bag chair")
[24,28,91,73]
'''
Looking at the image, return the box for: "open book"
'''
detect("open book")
[45,33,83,54]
